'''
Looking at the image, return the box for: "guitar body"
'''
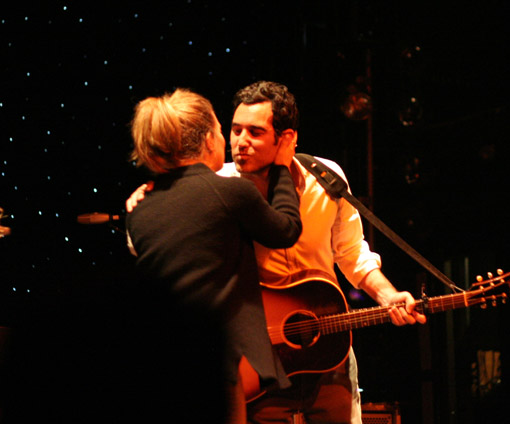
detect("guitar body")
[242,278,351,402]
[261,278,351,377]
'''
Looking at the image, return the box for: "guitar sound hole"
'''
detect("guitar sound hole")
[283,312,320,348]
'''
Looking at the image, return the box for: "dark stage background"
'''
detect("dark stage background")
[1,2,509,423]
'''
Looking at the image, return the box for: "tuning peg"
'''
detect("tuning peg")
[476,275,483,282]
[488,272,494,279]
[497,269,504,276]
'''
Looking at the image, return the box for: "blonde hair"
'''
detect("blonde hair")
[130,88,215,172]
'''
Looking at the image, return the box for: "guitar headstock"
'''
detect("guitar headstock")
[470,269,509,309]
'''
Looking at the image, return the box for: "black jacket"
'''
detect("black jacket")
[126,163,301,388]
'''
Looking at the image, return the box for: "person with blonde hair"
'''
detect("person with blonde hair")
[125,88,302,423]
[130,89,222,172]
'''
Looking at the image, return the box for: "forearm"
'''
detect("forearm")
[358,268,427,325]
[357,268,399,306]
[242,165,302,248]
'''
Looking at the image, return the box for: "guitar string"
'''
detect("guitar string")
[266,294,482,338]
[267,307,393,338]
[267,279,508,339]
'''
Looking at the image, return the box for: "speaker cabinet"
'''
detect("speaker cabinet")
[362,402,401,424]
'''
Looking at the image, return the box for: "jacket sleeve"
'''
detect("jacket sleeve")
[233,165,302,249]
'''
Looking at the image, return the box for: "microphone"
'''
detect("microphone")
[0,207,10,237]
[77,212,121,225]
[0,225,11,237]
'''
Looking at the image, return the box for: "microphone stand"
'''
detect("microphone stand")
[77,212,126,235]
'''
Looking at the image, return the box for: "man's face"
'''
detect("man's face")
[230,101,280,175]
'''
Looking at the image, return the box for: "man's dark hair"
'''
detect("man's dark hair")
[233,81,299,135]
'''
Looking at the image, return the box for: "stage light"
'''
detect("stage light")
[341,92,372,121]
[398,96,423,127]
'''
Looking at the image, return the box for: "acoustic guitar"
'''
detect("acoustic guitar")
[242,271,509,402]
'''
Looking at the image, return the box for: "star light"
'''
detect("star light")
[0,1,348,303]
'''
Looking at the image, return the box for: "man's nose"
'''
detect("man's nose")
[236,130,250,146]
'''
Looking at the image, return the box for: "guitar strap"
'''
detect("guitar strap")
[295,153,462,292]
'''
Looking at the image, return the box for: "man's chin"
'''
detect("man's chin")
[235,163,272,177]
[234,161,245,172]
[234,160,252,173]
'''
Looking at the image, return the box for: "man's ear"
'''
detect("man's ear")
[279,129,298,147]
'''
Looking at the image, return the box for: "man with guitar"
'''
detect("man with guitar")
[126,81,426,423]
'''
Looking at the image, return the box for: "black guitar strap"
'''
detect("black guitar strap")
[295,153,462,292]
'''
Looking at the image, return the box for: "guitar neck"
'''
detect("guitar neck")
[321,290,491,334]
